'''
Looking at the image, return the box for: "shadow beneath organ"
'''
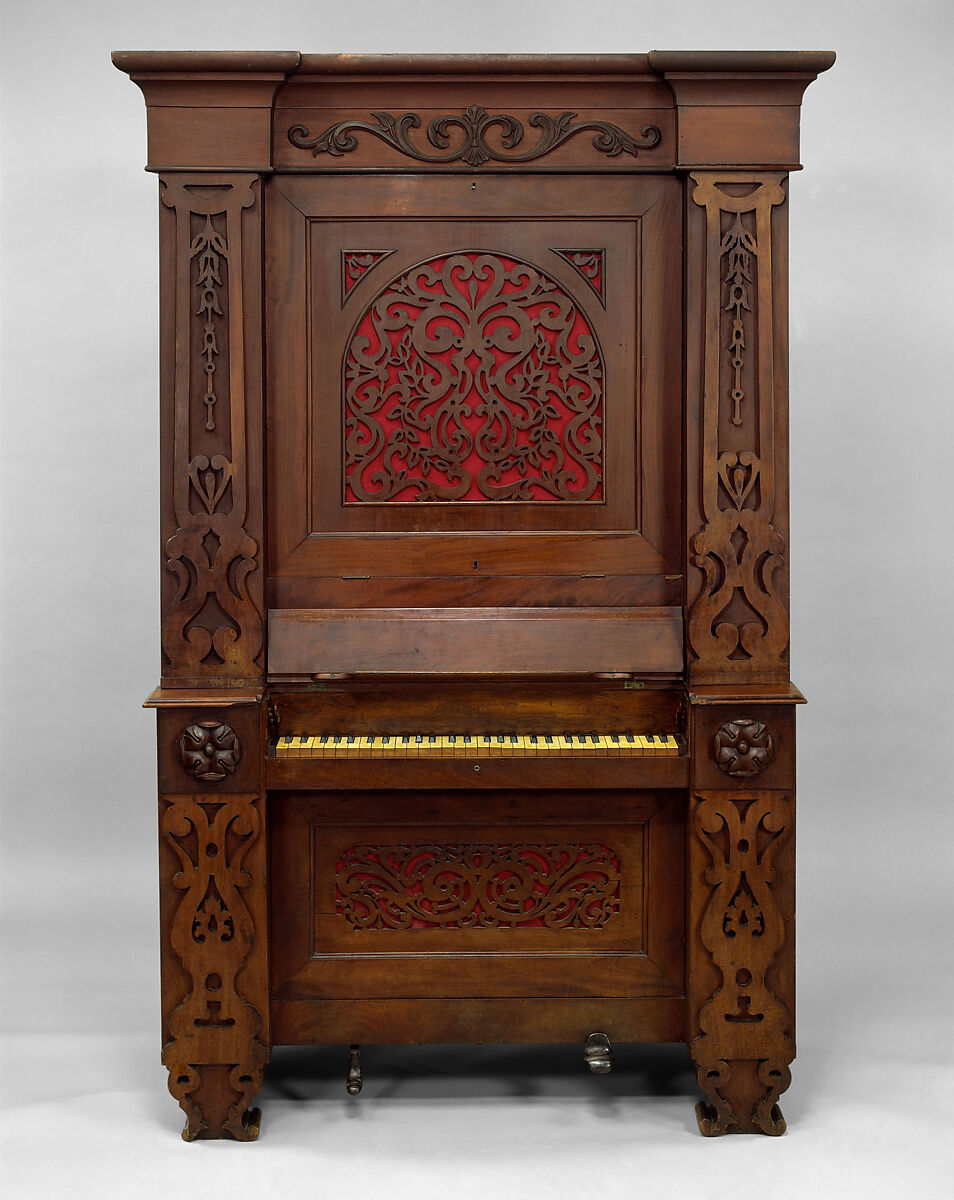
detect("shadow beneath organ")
[260,1042,698,1108]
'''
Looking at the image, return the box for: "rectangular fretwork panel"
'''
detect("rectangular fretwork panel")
[265,174,682,608]
[270,790,685,1001]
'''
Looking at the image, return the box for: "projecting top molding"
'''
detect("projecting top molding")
[112,50,835,173]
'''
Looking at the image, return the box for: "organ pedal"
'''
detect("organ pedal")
[346,1045,363,1096]
[584,1033,614,1075]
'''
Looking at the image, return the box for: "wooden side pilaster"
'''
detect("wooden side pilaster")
[654,51,833,1134]
[154,696,269,1140]
[114,54,299,1138]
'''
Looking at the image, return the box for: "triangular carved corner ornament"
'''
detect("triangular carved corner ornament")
[552,248,606,305]
[341,250,396,304]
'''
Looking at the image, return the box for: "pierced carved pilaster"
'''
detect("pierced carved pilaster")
[686,174,790,684]
[158,175,265,687]
[160,791,268,1140]
[689,793,794,1135]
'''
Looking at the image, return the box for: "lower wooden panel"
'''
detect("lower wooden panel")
[272,996,687,1045]
[270,789,685,1003]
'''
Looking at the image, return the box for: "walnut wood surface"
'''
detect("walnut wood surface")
[115,47,831,1140]
[268,607,684,678]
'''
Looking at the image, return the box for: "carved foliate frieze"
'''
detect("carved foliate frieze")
[712,718,775,779]
[178,720,242,782]
[687,174,789,682]
[336,842,621,931]
[288,106,661,165]
[690,794,793,1135]
[161,792,267,1140]
[344,251,604,502]
[159,177,264,685]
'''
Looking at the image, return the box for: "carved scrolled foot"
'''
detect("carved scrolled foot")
[166,1059,265,1141]
[693,1057,790,1136]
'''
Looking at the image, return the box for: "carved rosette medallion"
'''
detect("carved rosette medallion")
[336,842,621,931]
[158,176,264,686]
[712,718,775,778]
[691,795,794,1135]
[687,174,789,683]
[289,106,661,165]
[178,720,242,782]
[161,793,267,1140]
[344,251,604,502]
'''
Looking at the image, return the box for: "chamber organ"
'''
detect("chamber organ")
[114,48,833,1140]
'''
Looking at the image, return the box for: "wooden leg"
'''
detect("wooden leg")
[687,791,795,1136]
[160,789,270,1139]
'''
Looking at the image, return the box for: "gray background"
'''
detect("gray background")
[2,1,952,1195]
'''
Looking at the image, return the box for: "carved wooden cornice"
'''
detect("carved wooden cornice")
[113,50,835,173]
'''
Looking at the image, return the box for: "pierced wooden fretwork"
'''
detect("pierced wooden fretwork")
[178,720,242,782]
[690,794,794,1135]
[288,106,661,165]
[191,215,225,431]
[712,717,776,778]
[336,842,621,931]
[344,251,604,502]
[161,793,268,1140]
[341,249,395,304]
[687,174,789,683]
[552,248,606,305]
[722,212,756,428]
[159,177,264,686]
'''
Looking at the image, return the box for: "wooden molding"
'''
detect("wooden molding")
[649,51,835,169]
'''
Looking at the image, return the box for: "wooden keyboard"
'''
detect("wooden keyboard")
[274,732,680,758]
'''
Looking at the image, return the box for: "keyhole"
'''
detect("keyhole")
[471,182,477,190]
[472,561,479,570]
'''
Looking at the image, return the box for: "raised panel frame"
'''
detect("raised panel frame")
[265,173,682,606]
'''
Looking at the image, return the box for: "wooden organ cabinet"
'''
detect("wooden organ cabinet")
[114,49,834,1140]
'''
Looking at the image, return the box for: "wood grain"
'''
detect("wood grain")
[114,46,832,1139]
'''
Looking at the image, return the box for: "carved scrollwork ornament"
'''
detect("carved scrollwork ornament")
[289,106,661,166]
[178,720,242,782]
[712,717,775,778]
